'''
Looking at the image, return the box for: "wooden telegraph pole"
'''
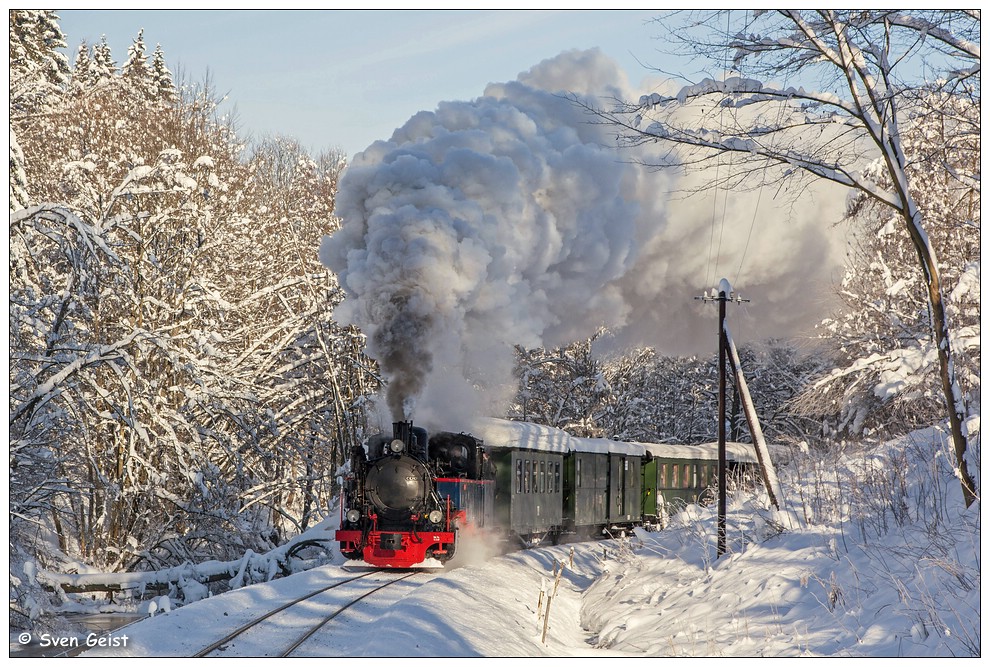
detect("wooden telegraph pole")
[696,278,749,558]
[717,288,727,556]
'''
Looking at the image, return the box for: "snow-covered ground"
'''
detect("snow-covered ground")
[16,425,980,658]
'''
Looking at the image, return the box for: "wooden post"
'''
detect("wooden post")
[717,285,727,558]
[724,321,784,510]
[696,278,749,560]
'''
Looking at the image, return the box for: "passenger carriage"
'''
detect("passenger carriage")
[481,421,647,542]
[485,421,568,545]
[640,440,760,529]
[564,437,643,537]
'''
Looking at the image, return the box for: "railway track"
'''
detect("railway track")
[192,570,421,657]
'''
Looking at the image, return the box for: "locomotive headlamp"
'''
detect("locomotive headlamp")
[428,510,443,524]
[345,509,361,523]
[388,439,405,454]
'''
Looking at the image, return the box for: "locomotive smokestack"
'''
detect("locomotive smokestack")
[393,421,414,448]
[392,421,429,461]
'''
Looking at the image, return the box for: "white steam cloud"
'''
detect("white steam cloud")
[321,49,844,428]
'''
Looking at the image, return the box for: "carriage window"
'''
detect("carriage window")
[539,461,546,493]
[524,460,531,493]
[660,463,668,487]
[516,460,523,493]
[532,460,538,493]
[671,464,679,487]
[576,458,582,488]
[555,462,561,493]
[683,464,691,486]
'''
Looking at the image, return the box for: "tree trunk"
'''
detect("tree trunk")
[884,123,977,507]
[925,264,977,507]
[904,209,977,507]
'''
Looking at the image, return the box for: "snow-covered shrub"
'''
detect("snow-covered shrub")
[512,335,827,448]
[795,93,980,443]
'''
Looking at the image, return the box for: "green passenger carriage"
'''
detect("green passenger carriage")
[640,440,761,529]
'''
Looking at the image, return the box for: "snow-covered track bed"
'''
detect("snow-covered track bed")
[192,570,421,657]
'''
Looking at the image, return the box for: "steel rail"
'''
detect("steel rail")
[192,569,385,657]
[279,571,419,656]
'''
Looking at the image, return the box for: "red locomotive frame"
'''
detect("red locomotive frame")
[335,499,463,568]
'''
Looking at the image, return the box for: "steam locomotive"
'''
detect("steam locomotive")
[335,419,759,568]
[335,421,495,568]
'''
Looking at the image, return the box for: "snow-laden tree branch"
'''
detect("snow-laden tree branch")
[587,9,979,505]
[10,17,379,622]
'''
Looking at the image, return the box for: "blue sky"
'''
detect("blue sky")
[56,9,675,158]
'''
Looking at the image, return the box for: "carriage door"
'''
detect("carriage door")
[619,457,627,517]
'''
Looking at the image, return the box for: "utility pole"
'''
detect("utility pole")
[696,278,749,558]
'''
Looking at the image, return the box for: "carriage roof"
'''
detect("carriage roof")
[475,418,759,464]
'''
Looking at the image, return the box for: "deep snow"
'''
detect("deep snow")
[25,424,972,659]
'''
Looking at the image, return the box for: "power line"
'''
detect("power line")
[706,160,721,289]
[733,175,763,286]
[707,10,733,289]
[732,10,793,288]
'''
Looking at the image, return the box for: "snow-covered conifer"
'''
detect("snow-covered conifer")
[149,43,176,103]
[121,29,156,99]
[9,10,70,115]
[69,40,93,91]
[89,35,117,84]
